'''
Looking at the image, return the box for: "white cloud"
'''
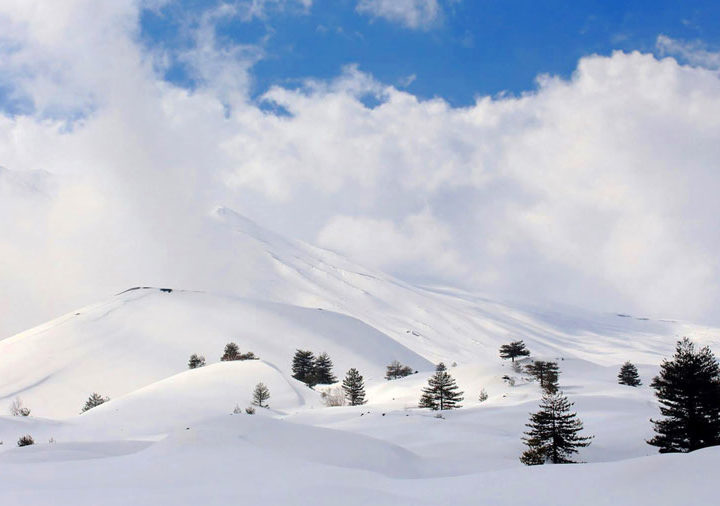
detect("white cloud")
[356,0,442,29]
[1,1,720,338]
[656,35,720,69]
[317,210,466,279]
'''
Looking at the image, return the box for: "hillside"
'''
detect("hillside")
[1,209,719,505]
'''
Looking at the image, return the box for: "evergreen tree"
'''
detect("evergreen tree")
[221,342,241,361]
[342,368,367,406]
[499,340,531,362]
[436,362,447,372]
[188,353,206,369]
[525,361,560,392]
[520,391,592,465]
[81,393,109,413]
[617,361,642,387]
[292,349,316,386]
[385,360,413,380]
[648,338,720,453]
[313,352,337,384]
[252,382,270,408]
[238,351,257,360]
[418,370,464,410]
[478,388,488,402]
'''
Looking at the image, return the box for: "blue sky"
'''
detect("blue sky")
[140,0,720,106]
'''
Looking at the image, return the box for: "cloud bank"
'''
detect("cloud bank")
[1,3,720,337]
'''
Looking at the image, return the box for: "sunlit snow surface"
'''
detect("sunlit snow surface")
[1,211,718,505]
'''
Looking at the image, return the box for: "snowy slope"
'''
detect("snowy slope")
[0,287,430,418]
[0,409,718,506]
[1,207,720,505]
[209,207,720,365]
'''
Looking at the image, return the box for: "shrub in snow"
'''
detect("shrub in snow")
[342,368,367,406]
[252,382,270,408]
[501,375,515,387]
[321,387,346,407]
[478,388,488,403]
[81,393,110,413]
[221,342,241,361]
[238,351,258,360]
[10,397,30,416]
[188,353,206,369]
[233,405,243,414]
[385,360,413,380]
[17,435,34,447]
[520,391,592,465]
[525,361,559,393]
[648,338,720,453]
[617,361,642,387]
[499,340,531,363]
[419,370,464,410]
[245,406,256,415]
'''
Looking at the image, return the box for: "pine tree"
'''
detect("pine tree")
[221,342,241,361]
[188,353,206,369]
[252,382,270,408]
[385,360,413,380]
[436,362,447,371]
[525,361,560,392]
[520,391,592,465]
[342,368,367,406]
[81,393,109,413]
[648,338,720,453]
[292,349,316,386]
[313,352,337,385]
[499,340,531,362]
[617,361,642,386]
[418,370,464,410]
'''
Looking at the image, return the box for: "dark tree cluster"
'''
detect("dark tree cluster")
[17,435,34,447]
[525,361,559,393]
[385,360,414,380]
[419,369,464,411]
[221,342,258,362]
[81,393,110,413]
[648,338,720,453]
[342,368,367,406]
[188,353,206,369]
[521,391,592,465]
[617,361,642,387]
[499,340,531,362]
[292,350,337,387]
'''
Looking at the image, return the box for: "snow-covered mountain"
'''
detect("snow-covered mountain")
[1,207,719,505]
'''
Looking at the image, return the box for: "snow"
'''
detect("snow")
[1,210,719,504]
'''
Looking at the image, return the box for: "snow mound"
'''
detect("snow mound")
[0,288,430,418]
[74,361,321,437]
